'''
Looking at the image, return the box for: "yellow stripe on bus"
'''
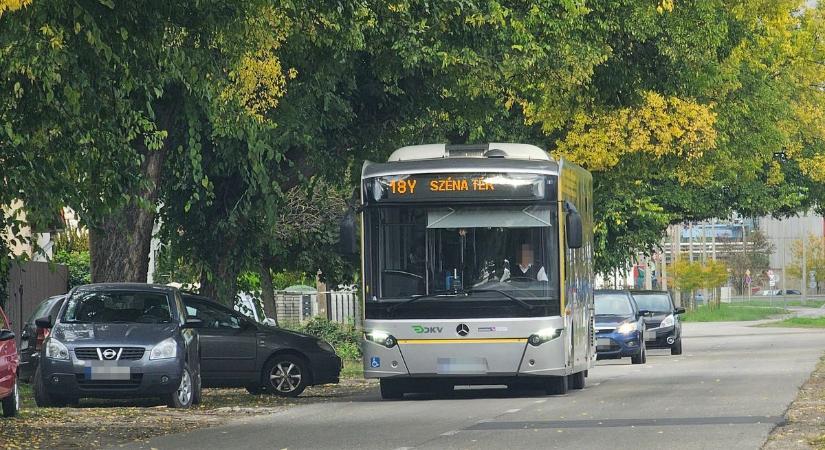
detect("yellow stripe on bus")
[397,338,528,344]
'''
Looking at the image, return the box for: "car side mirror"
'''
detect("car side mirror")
[182,318,203,329]
[674,307,686,315]
[35,316,53,329]
[339,208,360,256]
[638,309,653,318]
[0,329,15,341]
[565,202,583,249]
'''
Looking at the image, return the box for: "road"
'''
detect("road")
[124,321,825,450]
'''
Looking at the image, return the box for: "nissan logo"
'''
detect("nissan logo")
[456,324,470,337]
[101,348,118,360]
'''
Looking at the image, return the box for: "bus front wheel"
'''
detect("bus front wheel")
[544,376,568,395]
[380,379,405,400]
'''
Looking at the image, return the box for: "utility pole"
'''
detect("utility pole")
[689,223,694,263]
[802,235,808,305]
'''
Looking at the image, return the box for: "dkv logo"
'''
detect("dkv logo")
[412,325,443,334]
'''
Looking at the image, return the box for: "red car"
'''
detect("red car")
[0,305,20,417]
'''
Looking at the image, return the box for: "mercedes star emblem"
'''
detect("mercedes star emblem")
[101,348,118,360]
[456,324,470,337]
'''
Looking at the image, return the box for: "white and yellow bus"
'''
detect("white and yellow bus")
[353,143,594,399]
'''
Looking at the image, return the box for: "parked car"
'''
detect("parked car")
[33,283,202,408]
[630,290,686,355]
[0,304,20,417]
[182,293,341,397]
[18,295,65,382]
[594,290,649,364]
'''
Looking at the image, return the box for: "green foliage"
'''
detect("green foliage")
[271,271,312,290]
[290,317,361,361]
[682,304,787,322]
[52,250,90,289]
[724,230,773,294]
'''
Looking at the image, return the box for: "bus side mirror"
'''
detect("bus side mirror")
[565,207,583,249]
[339,209,359,256]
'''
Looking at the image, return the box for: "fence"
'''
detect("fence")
[3,261,68,344]
[274,289,360,327]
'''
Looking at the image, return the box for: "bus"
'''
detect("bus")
[352,143,594,399]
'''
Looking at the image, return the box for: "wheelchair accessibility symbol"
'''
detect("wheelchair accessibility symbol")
[370,357,381,368]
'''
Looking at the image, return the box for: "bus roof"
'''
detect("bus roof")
[363,143,560,179]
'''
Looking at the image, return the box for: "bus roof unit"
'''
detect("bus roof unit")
[388,143,550,162]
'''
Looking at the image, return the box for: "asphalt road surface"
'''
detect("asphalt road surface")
[124,321,825,450]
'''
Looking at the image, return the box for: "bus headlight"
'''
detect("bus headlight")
[528,327,562,346]
[365,330,397,348]
[617,322,638,335]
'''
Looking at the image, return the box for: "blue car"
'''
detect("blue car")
[594,290,650,364]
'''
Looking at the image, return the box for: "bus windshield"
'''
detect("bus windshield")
[365,204,560,318]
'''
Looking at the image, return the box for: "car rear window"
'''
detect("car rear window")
[28,297,61,323]
[62,291,172,324]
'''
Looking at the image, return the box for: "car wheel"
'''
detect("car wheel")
[568,371,585,390]
[379,379,404,400]
[671,338,683,355]
[165,364,194,408]
[264,356,308,397]
[2,377,20,417]
[631,342,647,365]
[545,376,569,395]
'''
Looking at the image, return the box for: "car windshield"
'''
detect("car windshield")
[62,291,173,324]
[595,294,634,316]
[632,293,672,313]
[29,297,61,323]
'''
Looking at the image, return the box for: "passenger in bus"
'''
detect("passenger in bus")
[501,243,548,282]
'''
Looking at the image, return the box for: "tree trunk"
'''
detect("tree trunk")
[259,261,278,325]
[90,148,164,283]
[199,257,240,307]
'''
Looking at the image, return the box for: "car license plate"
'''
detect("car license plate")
[85,362,131,380]
[596,338,611,347]
[644,330,656,341]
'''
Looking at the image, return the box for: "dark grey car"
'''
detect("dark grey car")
[18,295,65,382]
[630,290,685,355]
[33,283,202,408]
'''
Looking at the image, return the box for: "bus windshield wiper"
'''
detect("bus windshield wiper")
[464,289,536,311]
[386,291,460,313]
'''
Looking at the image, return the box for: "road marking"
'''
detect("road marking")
[441,430,460,436]
[505,408,521,414]
[534,399,546,404]
[464,415,785,430]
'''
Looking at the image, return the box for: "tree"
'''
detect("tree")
[787,235,825,293]
[724,229,774,295]
[0,0,290,285]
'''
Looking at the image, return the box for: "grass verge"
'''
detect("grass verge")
[681,303,788,322]
[758,316,825,328]
[764,355,825,449]
[731,299,825,308]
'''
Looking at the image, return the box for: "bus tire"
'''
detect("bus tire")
[545,376,568,395]
[380,379,404,400]
[569,371,585,390]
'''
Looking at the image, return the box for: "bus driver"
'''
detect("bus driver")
[501,242,548,282]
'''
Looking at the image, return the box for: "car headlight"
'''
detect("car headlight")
[45,338,69,360]
[317,340,336,353]
[364,330,397,348]
[617,322,638,335]
[528,327,563,346]
[149,337,178,360]
[660,314,675,328]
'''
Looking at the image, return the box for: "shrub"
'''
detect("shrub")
[290,317,361,360]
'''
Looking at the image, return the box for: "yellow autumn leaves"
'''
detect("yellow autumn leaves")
[553,92,717,178]
[0,0,30,17]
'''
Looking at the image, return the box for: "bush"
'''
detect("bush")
[52,249,91,288]
[290,317,361,361]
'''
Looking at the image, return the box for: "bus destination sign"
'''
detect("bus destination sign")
[371,173,548,202]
